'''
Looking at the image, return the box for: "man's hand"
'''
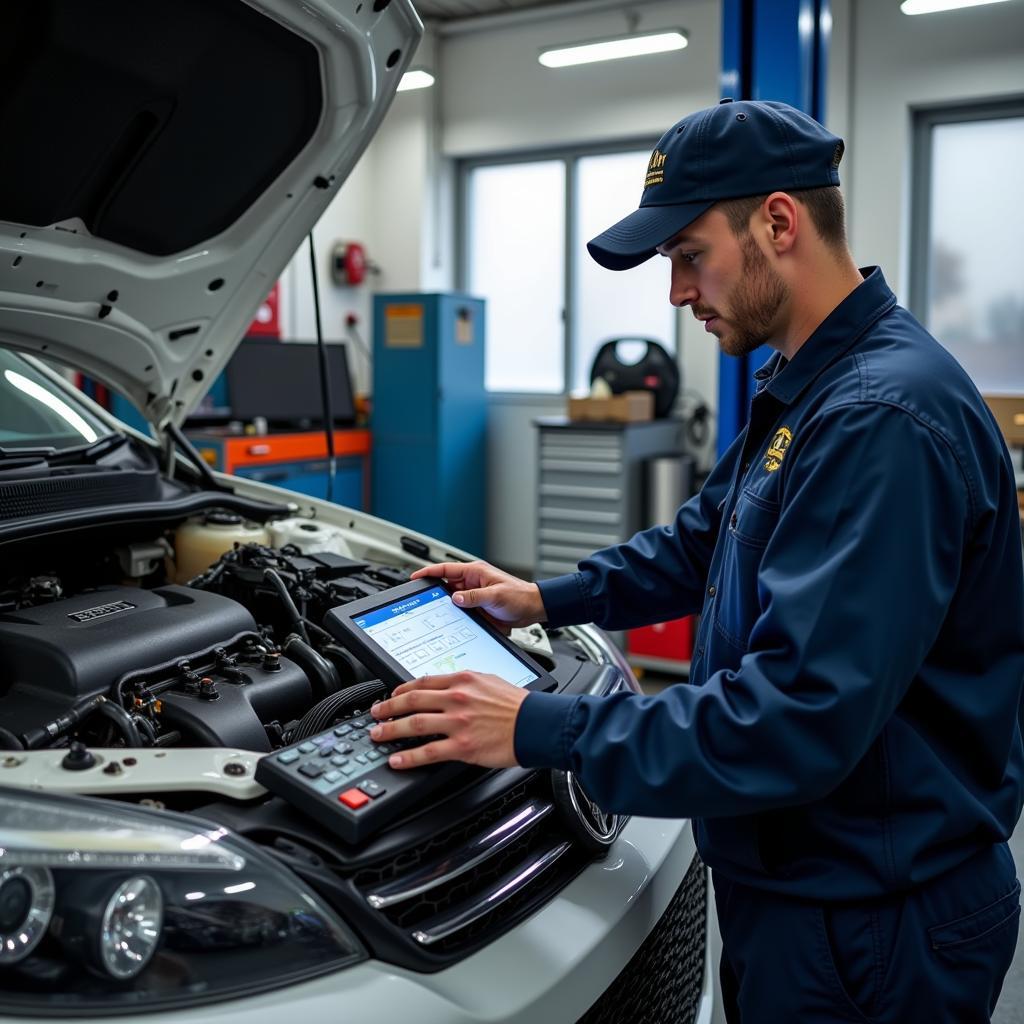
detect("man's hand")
[410,561,547,631]
[369,671,529,770]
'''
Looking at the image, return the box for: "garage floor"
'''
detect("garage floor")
[638,671,1024,1022]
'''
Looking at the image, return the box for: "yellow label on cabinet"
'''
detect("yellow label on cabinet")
[385,304,424,348]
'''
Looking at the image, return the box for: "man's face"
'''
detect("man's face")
[657,206,789,357]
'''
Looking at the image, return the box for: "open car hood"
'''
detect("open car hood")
[0,0,421,431]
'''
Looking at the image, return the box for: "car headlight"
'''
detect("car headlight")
[0,787,364,1015]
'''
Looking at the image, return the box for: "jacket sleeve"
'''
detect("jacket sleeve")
[537,431,744,630]
[516,403,970,818]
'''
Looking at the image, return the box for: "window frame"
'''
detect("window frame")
[909,97,1024,328]
[457,138,680,399]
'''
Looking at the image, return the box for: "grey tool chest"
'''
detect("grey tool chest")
[534,417,683,579]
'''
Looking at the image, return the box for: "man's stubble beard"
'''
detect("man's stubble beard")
[717,233,789,358]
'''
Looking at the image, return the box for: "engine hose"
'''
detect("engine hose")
[133,715,158,746]
[262,568,310,644]
[94,698,142,748]
[282,634,342,699]
[287,680,387,743]
[322,643,373,686]
[0,727,24,750]
[305,619,336,646]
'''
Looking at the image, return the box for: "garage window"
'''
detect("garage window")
[466,160,566,393]
[462,144,676,394]
[911,101,1024,393]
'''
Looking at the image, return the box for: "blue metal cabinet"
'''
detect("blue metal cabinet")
[372,293,487,555]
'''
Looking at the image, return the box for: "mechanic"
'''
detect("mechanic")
[370,100,1024,1023]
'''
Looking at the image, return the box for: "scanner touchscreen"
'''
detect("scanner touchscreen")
[353,585,538,687]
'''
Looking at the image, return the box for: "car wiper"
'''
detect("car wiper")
[0,434,127,471]
[0,445,57,460]
[46,433,128,465]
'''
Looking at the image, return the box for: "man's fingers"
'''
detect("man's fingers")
[410,562,471,583]
[452,587,494,610]
[391,672,461,697]
[409,563,449,582]
[387,738,460,770]
[371,711,449,743]
[371,674,463,720]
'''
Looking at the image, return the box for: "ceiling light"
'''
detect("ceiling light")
[397,69,435,92]
[900,0,1012,13]
[539,30,687,69]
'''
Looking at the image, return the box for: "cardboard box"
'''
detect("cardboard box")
[567,390,654,423]
[983,395,1024,447]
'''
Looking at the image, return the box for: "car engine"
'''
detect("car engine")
[0,533,429,756]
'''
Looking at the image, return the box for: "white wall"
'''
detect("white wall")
[278,55,440,397]
[841,0,1024,300]
[279,152,375,395]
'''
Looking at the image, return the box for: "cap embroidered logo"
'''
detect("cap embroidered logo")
[645,149,667,188]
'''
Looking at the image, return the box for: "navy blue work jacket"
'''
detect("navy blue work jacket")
[517,268,1024,901]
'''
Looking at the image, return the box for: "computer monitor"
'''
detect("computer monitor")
[225,339,355,427]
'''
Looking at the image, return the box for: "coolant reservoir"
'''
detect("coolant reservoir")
[174,512,270,582]
[267,517,354,557]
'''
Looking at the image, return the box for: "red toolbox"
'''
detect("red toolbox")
[627,616,695,676]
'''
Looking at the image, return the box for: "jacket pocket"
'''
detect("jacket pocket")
[713,488,780,651]
[928,881,1021,952]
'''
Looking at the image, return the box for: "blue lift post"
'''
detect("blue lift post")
[716,0,832,456]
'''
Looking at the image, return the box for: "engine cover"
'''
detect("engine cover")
[0,585,256,732]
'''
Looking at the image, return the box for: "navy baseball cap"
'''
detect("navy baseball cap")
[588,99,845,271]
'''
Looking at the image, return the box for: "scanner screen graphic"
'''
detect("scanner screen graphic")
[354,587,538,686]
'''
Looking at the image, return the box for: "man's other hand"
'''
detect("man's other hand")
[410,561,547,631]
[369,671,529,770]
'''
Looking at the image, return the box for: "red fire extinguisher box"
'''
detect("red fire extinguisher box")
[627,616,695,675]
[247,283,281,338]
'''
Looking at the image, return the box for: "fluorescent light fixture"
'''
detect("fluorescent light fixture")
[397,69,435,92]
[540,30,687,68]
[901,0,1012,12]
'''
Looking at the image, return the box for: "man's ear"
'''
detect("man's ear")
[762,192,798,254]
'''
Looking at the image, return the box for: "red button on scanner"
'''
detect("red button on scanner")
[339,788,370,809]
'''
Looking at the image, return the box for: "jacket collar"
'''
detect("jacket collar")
[753,267,897,406]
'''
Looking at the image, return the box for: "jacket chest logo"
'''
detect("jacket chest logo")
[764,426,793,472]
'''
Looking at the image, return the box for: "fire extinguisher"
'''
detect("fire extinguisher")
[331,241,372,285]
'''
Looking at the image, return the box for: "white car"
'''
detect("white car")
[0,2,717,1021]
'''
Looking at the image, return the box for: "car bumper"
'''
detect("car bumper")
[11,818,712,1024]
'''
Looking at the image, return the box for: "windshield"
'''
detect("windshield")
[0,349,115,450]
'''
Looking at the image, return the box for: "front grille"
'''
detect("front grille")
[352,773,593,965]
[352,779,535,889]
[578,853,707,1024]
